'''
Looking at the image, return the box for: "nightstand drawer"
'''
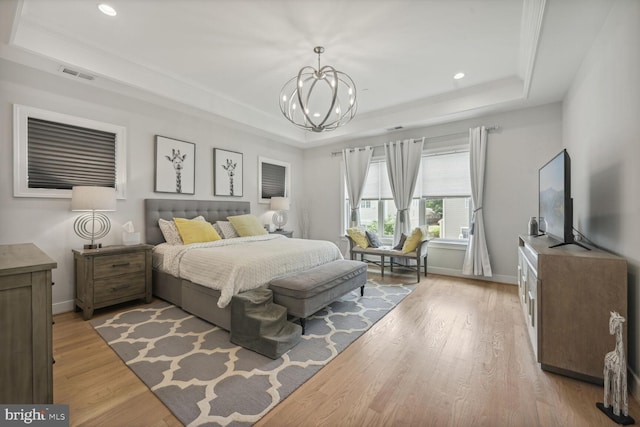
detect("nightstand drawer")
[94,274,146,302]
[94,252,145,278]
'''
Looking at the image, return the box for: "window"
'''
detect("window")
[13,104,126,198]
[344,147,471,242]
[417,151,471,240]
[258,157,290,203]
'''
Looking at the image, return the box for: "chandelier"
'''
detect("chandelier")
[279,46,357,132]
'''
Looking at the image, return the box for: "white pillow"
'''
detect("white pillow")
[158,216,205,245]
[216,220,239,239]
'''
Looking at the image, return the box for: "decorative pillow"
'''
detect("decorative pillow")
[227,214,268,237]
[173,217,221,244]
[347,228,369,249]
[212,222,223,238]
[158,216,205,245]
[393,233,407,250]
[216,220,240,239]
[402,227,423,254]
[365,231,382,248]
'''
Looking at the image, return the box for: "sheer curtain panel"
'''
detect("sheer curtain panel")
[384,138,424,244]
[462,126,493,277]
[343,146,373,227]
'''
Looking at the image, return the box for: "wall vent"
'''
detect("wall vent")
[59,66,95,81]
[386,126,403,131]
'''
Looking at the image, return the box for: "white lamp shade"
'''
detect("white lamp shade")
[71,186,117,211]
[270,197,290,211]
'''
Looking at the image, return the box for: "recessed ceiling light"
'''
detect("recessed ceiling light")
[453,72,465,80]
[98,3,117,17]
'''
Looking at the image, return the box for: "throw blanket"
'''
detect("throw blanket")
[157,234,343,308]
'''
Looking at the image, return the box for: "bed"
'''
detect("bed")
[144,198,343,330]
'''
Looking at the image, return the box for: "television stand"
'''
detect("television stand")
[549,240,591,251]
[517,234,627,383]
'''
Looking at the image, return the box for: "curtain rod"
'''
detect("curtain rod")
[330,125,499,157]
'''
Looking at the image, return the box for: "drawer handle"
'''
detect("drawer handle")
[112,262,131,268]
[111,284,130,291]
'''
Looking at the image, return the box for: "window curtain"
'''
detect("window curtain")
[384,138,424,244]
[343,146,373,227]
[462,126,492,277]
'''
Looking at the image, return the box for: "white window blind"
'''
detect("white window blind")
[419,151,470,197]
[360,160,393,200]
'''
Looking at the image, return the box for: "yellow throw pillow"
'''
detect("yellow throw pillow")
[402,227,423,253]
[227,214,268,237]
[174,217,221,244]
[347,228,369,249]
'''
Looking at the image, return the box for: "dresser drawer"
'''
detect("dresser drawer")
[93,252,145,279]
[94,274,146,302]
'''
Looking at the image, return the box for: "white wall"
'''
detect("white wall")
[562,0,640,394]
[302,103,563,283]
[0,59,303,314]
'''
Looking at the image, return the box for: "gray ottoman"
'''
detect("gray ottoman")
[269,259,368,334]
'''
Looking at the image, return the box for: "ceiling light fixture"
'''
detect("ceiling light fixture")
[98,3,117,17]
[279,46,357,132]
[453,72,465,80]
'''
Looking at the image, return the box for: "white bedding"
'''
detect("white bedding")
[154,234,343,308]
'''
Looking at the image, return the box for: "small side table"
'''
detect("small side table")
[73,244,153,320]
[270,230,293,238]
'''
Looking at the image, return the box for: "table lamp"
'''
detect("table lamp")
[71,186,117,249]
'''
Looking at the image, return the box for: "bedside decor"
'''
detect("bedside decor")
[597,311,635,425]
[270,196,289,231]
[214,148,243,197]
[279,46,357,132]
[71,186,116,249]
[154,135,195,194]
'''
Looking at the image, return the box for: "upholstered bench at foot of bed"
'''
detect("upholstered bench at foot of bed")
[269,259,368,334]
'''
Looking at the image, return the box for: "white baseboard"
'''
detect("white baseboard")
[53,299,75,315]
[426,266,517,285]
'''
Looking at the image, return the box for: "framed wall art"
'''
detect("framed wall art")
[155,135,195,194]
[258,156,290,204]
[214,148,243,197]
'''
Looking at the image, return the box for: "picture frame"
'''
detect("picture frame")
[258,156,290,204]
[154,135,195,194]
[214,148,243,197]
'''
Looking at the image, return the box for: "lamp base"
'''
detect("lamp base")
[272,210,288,232]
[84,243,102,249]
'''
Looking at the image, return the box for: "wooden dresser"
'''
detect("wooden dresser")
[0,243,57,403]
[517,235,627,383]
[73,244,153,320]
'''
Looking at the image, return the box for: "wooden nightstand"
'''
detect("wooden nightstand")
[73,244,153,320]
[270,230,293,238]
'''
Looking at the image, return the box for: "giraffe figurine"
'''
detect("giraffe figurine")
[166,149,187,193]
[597,311,635,425]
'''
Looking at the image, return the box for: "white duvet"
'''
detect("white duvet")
[155,234,343,308]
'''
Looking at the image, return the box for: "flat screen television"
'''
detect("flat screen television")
[538,149,588,249]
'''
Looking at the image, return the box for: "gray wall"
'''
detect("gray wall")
[302,102,564,283]
[562,0,640,394]
[0,59,303,314]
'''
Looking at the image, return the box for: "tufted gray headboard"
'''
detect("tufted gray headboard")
[144,199,251,246]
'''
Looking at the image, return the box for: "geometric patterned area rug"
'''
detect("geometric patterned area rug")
[91,280,415,427]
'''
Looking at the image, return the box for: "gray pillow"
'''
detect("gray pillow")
[393,233,407,250]
[366,231,382,248]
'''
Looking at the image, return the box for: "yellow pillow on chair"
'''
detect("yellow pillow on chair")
[402,227,423,253]
[347,228,369,249]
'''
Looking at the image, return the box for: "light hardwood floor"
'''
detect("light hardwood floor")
[53,273,638,426]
